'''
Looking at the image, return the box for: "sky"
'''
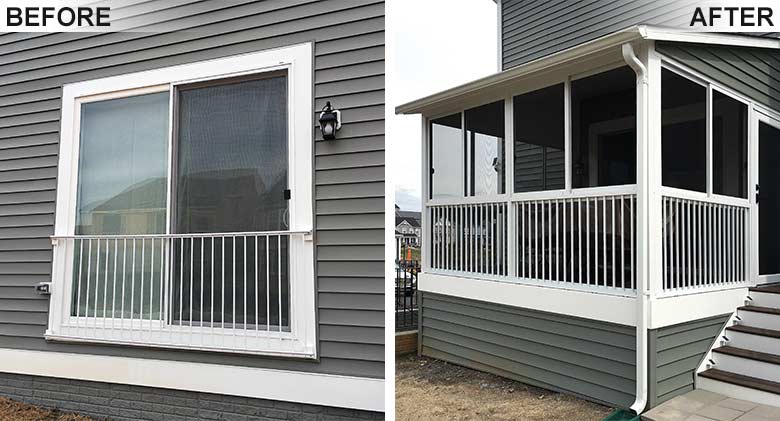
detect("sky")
[387,0,498,211]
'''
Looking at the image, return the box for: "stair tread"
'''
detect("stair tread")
[738,305,780,315]
[713,346,780,365]
[750,285,780,295]
[727,324,780,339]
[699,368,780,395]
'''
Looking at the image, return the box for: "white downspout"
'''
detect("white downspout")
[622,42,649,416]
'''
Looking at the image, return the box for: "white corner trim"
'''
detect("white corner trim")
[419,272,637,326]
[496,0,502,72]
[649,287,748,329]
[0,348,384,412]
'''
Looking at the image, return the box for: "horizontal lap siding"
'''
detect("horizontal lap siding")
[648,314,730,407]
[0,0,384,379]
[419,292,636,408]
[655,42,780,113]
[500,0,779,70]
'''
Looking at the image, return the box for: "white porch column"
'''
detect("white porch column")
[421,117,431,273]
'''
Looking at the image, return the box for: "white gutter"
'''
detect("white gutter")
[622,42,649,416]
[396,27,643,115]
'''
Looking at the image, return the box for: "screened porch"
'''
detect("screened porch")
[404,37,766,321]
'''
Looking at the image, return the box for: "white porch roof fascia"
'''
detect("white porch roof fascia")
[396,25,780,116]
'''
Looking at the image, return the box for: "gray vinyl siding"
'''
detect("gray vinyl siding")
[0,0,384,379]
[647,314,730,407]
[655,42,780,113]
[419,292,636,408]
[500,0,780,70]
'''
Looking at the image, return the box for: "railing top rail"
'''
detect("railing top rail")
[425,185,639,207]
[427,195,509,207]
[660,186,750,208]
[51,230,311,240]
[510,185,637,202]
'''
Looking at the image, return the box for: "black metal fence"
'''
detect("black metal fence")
[395,259,419,332]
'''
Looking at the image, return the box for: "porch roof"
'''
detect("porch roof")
[395,25,780,117]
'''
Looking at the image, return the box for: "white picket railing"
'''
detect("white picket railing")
[662,195,749,293]
[47,231,314,357]
[513,192,637,292]
[426,189,637,294]
[429,201,508,277]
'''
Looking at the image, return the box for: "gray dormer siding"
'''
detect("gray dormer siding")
[501,0,779,70]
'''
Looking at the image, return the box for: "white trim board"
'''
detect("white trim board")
[419,272,637,326]
[0,348,384,412]
[649,287,747,329]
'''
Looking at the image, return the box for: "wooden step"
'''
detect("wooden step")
[713,346,780,366]
[726,324,780,339]
[699,368,780,395]
[738,305,780,316]
[750,285,780,295]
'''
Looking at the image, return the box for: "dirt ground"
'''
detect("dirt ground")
[0,397,92,421]
[396,354,613,421]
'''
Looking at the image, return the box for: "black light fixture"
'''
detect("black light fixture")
[318,101,341,140]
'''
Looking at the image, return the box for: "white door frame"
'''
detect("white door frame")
[753,109,780,285]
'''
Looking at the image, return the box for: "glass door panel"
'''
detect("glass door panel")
[72,92,170,318]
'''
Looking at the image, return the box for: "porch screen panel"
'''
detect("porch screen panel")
[759,122,780,276]
[513,84,564,192]
[430,113,464,199]
[466,101,505,196]
[661,68,706,192]
[72,92,169,318]
[174,73,289,329]
[571,66,636,189]
[712,91,748,199]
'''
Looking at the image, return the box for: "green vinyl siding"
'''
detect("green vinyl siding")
[419,291,636,408]
[647,314,730,407]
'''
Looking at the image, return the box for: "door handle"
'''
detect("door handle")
[756,184,760,203]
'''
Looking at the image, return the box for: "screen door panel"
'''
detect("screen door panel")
[759,120,780,277]
[173,73,290,329]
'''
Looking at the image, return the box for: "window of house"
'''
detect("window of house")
[50,44,315,358]
[430,113,463,199]
[465,101,505,196]
[513,84,564,192]
[571,66,637,188]
[712,90,748,198]
[661,68,706,192]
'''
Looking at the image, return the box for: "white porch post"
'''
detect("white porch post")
[646,45,664,297]
[506,96,516,277]
[421,117,431,273]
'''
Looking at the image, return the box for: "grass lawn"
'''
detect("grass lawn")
[0,397,92,421]
[396,354,613,420]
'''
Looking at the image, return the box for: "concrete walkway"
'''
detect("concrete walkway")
[643,390,780,421]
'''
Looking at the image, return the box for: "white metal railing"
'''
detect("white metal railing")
[513,192,637,291]
[662,195,749,293]
[47,231,315,357]
[429,201,507,277]
[426,190,638,293]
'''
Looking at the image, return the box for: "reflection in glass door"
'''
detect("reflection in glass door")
[758,117,780,282]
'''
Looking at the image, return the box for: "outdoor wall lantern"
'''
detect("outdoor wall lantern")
[318,101,342,140]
